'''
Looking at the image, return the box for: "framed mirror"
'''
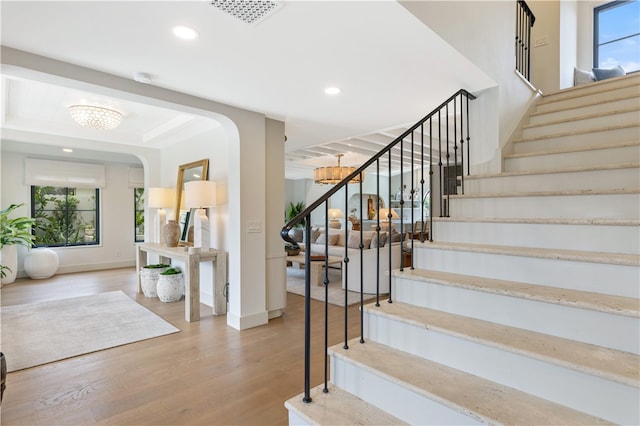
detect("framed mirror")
[175,159,209,244]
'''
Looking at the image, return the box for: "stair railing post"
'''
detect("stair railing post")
[322,203,329,394]
[375,159,381,306]
[343,187,349,350]
[303,214,312,403]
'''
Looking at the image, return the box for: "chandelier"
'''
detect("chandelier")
[68,105,123,130]
[313,154,363,185]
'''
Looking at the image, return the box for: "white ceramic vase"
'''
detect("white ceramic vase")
[157,272,184,302]
[24,247,59,279]
[140,265,170,298]
[0,244,18,285]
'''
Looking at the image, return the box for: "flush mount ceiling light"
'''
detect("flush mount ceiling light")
[68,105,123,130]
[324,87,341,95]
[173,25,199,40]
[313,154,363,185]
[209,0,282,25]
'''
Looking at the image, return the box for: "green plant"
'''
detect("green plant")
[143,263,171,269]
[1,203,36,278]
[286,201,306,228]
[160,267,182,275]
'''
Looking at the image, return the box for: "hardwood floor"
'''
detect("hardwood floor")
[0,268,363,425]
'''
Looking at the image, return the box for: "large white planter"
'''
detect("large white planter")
[24,247,59,279]
[0,244,18,286]
[157,272,184,302]
[139,265,170,298]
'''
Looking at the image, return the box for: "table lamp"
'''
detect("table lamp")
[184,180,216,250]
[327,208,344,229]
[377,208,399,231]
[148,187,175,244]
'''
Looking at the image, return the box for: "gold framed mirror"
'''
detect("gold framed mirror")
[175,159,209,243]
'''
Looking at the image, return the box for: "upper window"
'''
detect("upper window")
[594,0,640,73]
[31,186,99,247]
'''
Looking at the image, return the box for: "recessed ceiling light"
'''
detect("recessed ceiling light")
[173,26,199,40]
[324,87,341,95]
[63,148,73,153]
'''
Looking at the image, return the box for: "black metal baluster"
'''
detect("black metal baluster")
[429,117,434,241]
[323,202,329,394]
[359,175,365,344]
[388,150,393,304]
[454,96,458,198]
[466,93,471,175]
[410,130,415,269]
[420,123,425,243]
[303,215,312,403]
[399,136,404,272]
[438,109,443,218]
[343,187,349,350]
[375,159,381,307]
[459,93,465,194]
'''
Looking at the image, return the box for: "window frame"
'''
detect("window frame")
[134,187,145,243]
[593,0,640,70]
[30,186,100,248]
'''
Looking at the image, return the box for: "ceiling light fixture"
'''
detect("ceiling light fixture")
[313,154,363,185]
[62,148,73,153]
[324,87,341,95]
[68,105,123,130]
[173,25,199,40]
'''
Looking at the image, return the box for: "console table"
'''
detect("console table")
[135,243,227,322]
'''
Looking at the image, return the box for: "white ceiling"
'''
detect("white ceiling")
[0,1,494,179]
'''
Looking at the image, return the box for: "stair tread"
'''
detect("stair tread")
[523,106,640,129]
[446,186,640,199]
[531,92,640,117]
[432,216,640,226]
[413,240,640,267]
[538,74,640,104]
[365,300,640,386]
[330,339,612,425]
[463,162,639,180]
[512,122,638,143]
[505,139,640,159]
[285,385,406,425]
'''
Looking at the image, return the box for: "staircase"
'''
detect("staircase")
[285,73,640,425]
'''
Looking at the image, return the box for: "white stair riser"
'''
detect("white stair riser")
[330,354,483,425]
[464,167,639,194]
[522,110,639,139]
[529,97,640,125]
[391,275,639,353]
[513,126,640,154]
[536,85,640,113]
[365,311,639,425]
[504,144,640,172]
[288,411,310,426]
[432,221,640,254]
[412,246,639,298]
[447,192,640,220]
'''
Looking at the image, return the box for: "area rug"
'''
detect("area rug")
[0,291,179,372]
[286,267,379,307]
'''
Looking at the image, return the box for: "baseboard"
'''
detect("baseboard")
[16,260,136,278]
[227,310,269,330]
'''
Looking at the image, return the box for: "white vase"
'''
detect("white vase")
[157,273,184,302]
[139,266,170,298]
[0,244,18,286]
[24,247,59,279]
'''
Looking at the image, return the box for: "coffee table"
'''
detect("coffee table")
[287,254,342,286]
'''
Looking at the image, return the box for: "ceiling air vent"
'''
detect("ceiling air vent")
[209,0,282,25]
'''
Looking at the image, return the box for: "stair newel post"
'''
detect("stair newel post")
[303,214,313,403]
[322,202,329,394]
[343,185,350,350]
[375,159,381,307]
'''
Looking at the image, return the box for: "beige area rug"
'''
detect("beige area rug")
[286,267,379,307]
[0,290,179,372]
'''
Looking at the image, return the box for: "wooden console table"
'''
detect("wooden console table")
[287,254,342,286]
[136,243,227,322]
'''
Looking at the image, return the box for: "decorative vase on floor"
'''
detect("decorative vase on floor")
[157,269,184,302]
[140,264,171,297]
[24,247,59,279]
[164,220,180,247]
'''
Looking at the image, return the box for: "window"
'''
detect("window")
[594,0,640,73]
[134,188,145,242]
[31,186,99,247]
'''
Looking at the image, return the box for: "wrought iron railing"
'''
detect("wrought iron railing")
[516,0,536,82]
[281,89,476,403]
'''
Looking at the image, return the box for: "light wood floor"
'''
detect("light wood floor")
[0,268,363,425]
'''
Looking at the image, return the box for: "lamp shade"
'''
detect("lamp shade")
[327,208,344,219]
[148,187,175,208]
[184,180,217,208]
[378,208,399,220]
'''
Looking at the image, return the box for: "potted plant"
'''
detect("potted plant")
[157,267,184,302]
[1,204,36,285]
[140,263,171,297]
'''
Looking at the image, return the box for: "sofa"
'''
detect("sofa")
[301,228,402,294]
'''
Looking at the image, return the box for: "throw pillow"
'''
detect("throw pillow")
[347,233,371,250]
[573,67,595,86]
[371,231,388,248]
[311,227,321,243]
[390,229,402,243]
[316,233,339,246]
[592,65,625,81]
